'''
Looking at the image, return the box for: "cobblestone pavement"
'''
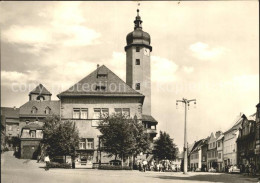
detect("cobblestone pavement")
[2,151,260,183]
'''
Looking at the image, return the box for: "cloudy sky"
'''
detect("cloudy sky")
[1,1,259,148]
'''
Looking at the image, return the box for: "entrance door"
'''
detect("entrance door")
[23,145,35,159]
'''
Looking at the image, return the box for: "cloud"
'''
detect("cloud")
[1,2,100,54]
[183,66,194,74]
[151,56,178,82]
[189,42,226,61]
[105,52,126,81]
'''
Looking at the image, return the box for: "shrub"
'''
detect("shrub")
[46,162,71,169]
[3,147,9,152]
[98,165,131,170]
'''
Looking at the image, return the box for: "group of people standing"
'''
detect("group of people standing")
[137,159,180,172]
[239,163,257,176]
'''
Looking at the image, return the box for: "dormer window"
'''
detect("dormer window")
[45,107,51,114]
[96,85,106,91]
[97,74,108,78]
[31,106,38,114]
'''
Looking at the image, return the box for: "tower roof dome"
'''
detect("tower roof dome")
[125,9,152,51]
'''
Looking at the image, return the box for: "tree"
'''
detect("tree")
[97,113,150,166]
[42,115,79,164]
[153,131,178,161]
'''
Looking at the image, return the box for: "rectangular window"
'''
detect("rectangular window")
[136,83,140,90]
[30,130,36,138]
[96,85,106,91]
[115,108,122,115]
[136,59,140,65]
[218,141,220,147]
[86,138,94,149]
[101,108,109,118]
[97,74,108,78]
[79,139,86,150]
[93,108,101,119]
[213,142,215,148]
[73,108,80,119]
[93,108,109,119]
[218,153,221,159]
[136,47,140,52]
[122,108,130,117]
[81,109,88,119]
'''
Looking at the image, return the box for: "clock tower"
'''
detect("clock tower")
[125,9,152,116]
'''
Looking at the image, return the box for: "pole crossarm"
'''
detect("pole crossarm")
[176,97,196,174]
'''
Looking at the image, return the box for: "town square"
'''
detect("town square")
[1,1,259,182]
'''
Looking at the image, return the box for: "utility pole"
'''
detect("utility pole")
[176,98,196,174]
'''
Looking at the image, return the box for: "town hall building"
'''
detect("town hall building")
[1,9,158,166]
[57,9,158,167]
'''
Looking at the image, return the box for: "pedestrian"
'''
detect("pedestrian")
[246,164,249,176]
[142,159,147,172]
[44,155,50,171]
[138,160,142,171]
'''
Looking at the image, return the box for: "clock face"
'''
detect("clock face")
[144,48,150,56]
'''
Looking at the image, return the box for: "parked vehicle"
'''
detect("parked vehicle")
[208,167,217,172]
[228,165,240,174]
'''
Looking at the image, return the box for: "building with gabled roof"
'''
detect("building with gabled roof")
[223,113,243,167]
[56,9,158,167]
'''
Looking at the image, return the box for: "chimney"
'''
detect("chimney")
[97,64,100,69]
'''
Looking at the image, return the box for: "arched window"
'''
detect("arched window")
[31,106,38,114]
[45,107,51,115]
[36,95,45,101]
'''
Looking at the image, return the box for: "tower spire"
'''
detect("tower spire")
[134,8,142,30]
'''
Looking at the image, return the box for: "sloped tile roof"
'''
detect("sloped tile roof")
[29,84,52,95]
[19,100,60,116]
[57,65,144,98]
[142,114,158,124]
[247,113,256,121]
[1,107,19,118]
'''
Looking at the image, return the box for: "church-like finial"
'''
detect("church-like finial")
[134,8,142,30]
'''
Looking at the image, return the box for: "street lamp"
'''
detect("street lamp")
[176,98,196,174]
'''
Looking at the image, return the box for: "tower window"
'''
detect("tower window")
[136,47,140,52]
[136,59,140,65]
[135,83,140,90]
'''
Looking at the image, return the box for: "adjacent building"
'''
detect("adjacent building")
[223,114,243,167]
[216,133,224,172]
[20,121,44,159]
[207,131,222,170]
[255,103,260,173]
[189,139,204,171]
[0,107,20,149]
